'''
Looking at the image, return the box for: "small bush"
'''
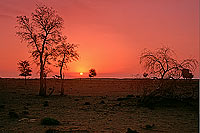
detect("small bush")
[46,129,59,133]
[126,128,139,133]
[84,102,90,105]
[100,100,105,104]
[126,95,134,98]
[9,111,19,119]
[0,104,5,109]
[41,117,60,125]
[117,97,130,101]
[136,96,141,99]
[43,101,49,107]
[22,110,29,115]
[144,124,155,130]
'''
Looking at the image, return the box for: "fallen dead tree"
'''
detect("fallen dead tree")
[137,79,198,109]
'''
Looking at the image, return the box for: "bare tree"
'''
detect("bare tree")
[56,38,79,95]
[17,60,32,85]
[140,46,198,79]
[16,4,64,96]
[89,69,97,79]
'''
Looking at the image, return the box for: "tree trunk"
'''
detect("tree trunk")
[24,76,27,86]
[44,76,47,95]
[161,74,164,79]
[60,66,64,96]
[39,56,45,96]
[61,78,64,96]
[60,54,65,96]
[161,70,168,79]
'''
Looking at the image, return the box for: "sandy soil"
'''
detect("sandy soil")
[0,79,198,133]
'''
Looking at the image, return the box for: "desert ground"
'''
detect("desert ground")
[0,78,199,133]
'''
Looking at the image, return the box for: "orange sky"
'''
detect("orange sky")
[0,0,199,78]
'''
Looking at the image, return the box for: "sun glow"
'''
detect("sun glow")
[80,72,83,76]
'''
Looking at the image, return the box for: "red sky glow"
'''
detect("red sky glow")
[0,0,199,78]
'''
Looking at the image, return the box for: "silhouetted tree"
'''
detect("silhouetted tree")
[143,72,148,78]
[89,69,97,79]
[17,60,32,85]
[140,46,198,79]
[16,4,64,96]
[56,38,79,95]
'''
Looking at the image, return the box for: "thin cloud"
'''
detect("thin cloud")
[0,14,14,19]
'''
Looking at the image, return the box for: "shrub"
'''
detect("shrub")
[84,102,90,105]
[46,129,59,133]
[100,100,105,104]
[41,117,60,125]
[9,111,19,119]
[43,101,49,107]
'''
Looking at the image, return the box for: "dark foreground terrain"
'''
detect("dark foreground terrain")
[0,78,198,132]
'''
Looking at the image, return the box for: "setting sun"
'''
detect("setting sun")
[80,72,83,76]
